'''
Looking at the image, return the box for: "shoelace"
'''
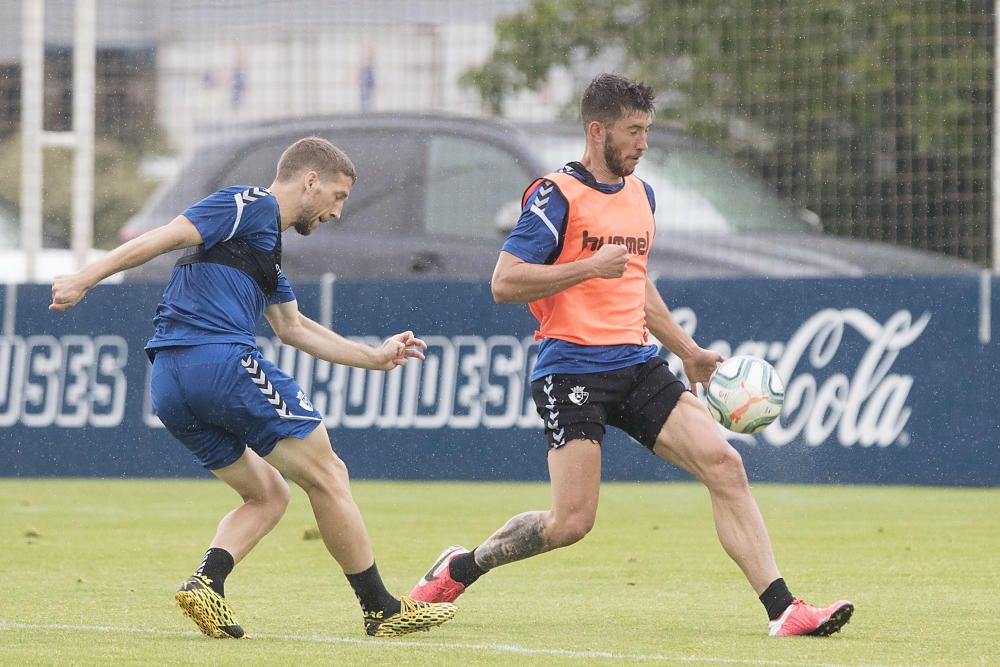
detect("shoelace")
[398,596,424,614]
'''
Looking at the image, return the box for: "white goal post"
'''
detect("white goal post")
[20,0,96,282]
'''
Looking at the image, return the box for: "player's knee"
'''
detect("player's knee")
[326,452,351,488]
[237,468,290,528]
[701,445,750,494]
[551,511,596,547]
[256,469,291,517]
[302,452,351,496]
[268,474,292,511]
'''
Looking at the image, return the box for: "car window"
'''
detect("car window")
[648,145,811,233]
[528,133,811,233]
[424,135,533,240]
[216,130,420,235]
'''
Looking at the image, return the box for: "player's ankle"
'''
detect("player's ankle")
[195,547,234,597]
[759,577,795,621]
[449,549,487,586]
[347,562,400,617]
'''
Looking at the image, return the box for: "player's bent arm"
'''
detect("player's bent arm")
[50,216,203,311]
[265,302,424,371]
[491,250,597,304]
[265,300,379,368]
[644,277,722,389]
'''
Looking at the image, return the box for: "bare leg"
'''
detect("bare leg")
[474,438,601,570]
[653,392,780,594]
[209,448,291,563]
[265,427,458,637]
[264,425,375,574]
[174,448,290,639]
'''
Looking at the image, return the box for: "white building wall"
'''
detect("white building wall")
[2,0,565,150]
[157,17,566,150]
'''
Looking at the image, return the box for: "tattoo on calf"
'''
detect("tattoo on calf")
[474,511,550,570]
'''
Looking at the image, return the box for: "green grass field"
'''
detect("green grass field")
[1,479,998,666]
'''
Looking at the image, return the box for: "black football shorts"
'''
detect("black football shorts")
[530,357,687,451]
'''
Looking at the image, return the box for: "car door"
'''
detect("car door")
[408,129,540,278]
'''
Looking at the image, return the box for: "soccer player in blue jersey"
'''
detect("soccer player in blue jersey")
[408,74,853,637]
[50,137,457,639]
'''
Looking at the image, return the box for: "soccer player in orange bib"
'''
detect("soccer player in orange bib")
[410,73,853,638]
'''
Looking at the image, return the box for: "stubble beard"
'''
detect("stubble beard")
[603,135,635,178]
[293,217,315,235]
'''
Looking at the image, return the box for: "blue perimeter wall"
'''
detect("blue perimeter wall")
[1,276,997,486]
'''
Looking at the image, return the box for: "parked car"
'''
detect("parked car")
[0,197,115,284]
[119,113,980,281]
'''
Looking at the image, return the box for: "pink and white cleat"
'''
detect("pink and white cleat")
[768,599,854,637]
[408,545,470,603]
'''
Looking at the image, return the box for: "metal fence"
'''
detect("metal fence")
[0,0,995,268]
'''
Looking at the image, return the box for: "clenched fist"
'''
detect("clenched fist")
[588,243,629,279]
[50,273,90,311]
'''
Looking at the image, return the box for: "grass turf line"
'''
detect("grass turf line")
[1,479,998,666]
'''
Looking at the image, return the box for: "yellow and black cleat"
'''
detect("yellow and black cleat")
[364,596,457,637]
[175,574,245,639]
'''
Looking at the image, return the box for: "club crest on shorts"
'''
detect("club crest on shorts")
[568,385,590,405]
[296,389,314,412]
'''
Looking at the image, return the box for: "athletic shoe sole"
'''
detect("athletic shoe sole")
[175,575,245,639]
[808,602,854,636]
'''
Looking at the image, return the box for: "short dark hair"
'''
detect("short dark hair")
[581,73,656,125]
[275,136,357,184]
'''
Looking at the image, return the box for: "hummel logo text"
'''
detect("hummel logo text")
[581,230,649,255]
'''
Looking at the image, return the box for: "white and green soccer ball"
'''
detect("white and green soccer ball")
[705,355,785,434]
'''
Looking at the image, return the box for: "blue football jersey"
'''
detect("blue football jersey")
[145,186,296,354]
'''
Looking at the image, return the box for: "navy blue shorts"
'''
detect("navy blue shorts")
[150,343,323,470]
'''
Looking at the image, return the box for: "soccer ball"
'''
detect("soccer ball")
[704,355,785,434]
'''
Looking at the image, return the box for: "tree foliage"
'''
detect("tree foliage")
[464,0,993,261]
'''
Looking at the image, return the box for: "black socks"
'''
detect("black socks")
[346,562,401,617]
[759,577,795,620]
[196,547,234,597]
[448,549,487,587]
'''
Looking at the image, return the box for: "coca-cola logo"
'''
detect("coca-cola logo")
[668,308,930,449]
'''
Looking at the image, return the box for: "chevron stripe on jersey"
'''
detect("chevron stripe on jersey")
[534,182,554,208]
[239,187,272,205]
[224,187,273,242]
[241,354,293,418]
[529,181,560,244]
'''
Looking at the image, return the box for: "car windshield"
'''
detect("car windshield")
[526,133,813,233]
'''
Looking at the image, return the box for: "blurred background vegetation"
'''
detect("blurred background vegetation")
[463,0,993,263]
[0,134,158,248]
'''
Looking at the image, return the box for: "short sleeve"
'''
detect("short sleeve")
[501,180,569,265]
[182,186,277,251]
[182,189,242,250]
[268,271,296,305]
[642,179,656,214]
